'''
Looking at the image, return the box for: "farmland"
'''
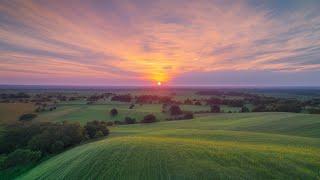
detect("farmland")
[0,87,320,179]
[20,112,320,179]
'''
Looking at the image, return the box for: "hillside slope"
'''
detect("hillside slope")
[19,113,320,179]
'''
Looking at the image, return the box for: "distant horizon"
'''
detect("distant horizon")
[1,83,320,89]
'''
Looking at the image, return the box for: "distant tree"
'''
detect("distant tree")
[252,105,267,112]
[110,108,118,117]
[106,121,114,126]
[19,114,37,121]
[169,105,183,116]
[124,117,136,124]
[162,103,169,113]
[210,105,221,113]
[309,108,320,114]
[184,98,193,105]
[129,104,135,109]
[241,106,250,113]
[141,114,157,123]
[195,101,202,106]
[183,112,194,119]
[114,120,123,125]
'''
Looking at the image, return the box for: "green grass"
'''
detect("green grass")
[19,112,320,179]
[36,104,168,124]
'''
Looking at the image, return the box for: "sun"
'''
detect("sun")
[157,81,162,86]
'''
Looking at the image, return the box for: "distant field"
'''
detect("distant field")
[36,104,167,124]
[0,103,35,124]
[36,103,214,124]
[20,112,320,179]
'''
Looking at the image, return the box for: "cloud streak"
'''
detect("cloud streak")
[0,0,319,85]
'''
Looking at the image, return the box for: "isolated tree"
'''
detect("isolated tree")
[169,105,183,116]
[210,105,221,113]
[110,108,118,117]
[124,117,136,124]
[241,106,250,113]
[141,114,157,123]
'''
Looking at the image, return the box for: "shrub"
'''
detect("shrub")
[1,149,41,169]
[110,108,118,116]
[124,117,136,124]
[19,113,37,121]
[141,114,157,123]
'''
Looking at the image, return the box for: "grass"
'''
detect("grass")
[0,103,35,124]
[19,112,320,179]
[36,103,216,124]
[36,104,168,124]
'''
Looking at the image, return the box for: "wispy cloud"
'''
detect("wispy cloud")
[0,0,319,85]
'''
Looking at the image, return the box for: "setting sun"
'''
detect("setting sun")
[157,81,162,86]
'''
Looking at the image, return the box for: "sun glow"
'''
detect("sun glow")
[157,81,162,86]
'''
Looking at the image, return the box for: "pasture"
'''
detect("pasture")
[20,112,320,179]
[0,103,35,124]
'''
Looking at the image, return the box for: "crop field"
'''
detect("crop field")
[20,112,320,179]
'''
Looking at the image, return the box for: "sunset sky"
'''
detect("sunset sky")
[0,0,320,86]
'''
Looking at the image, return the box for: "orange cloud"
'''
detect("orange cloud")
[0,0,319,85]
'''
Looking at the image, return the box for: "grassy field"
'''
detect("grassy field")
[0,103,35,124]
[36,103,214,124]
[19,112,320,179]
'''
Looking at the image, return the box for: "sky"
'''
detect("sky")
[0,0,320,86]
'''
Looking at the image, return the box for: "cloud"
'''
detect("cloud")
[0,0,320,85]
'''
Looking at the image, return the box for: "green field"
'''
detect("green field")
[35,103,214,124]
[19,112,320,179]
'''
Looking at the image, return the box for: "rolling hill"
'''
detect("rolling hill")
[19,112,320,179]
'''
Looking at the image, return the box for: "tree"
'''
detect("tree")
[124,117,136,124]
[195,101,202,106]
[50,141,64,153]
[106,121,114,126]
[110,108,118,117]
[183,112,194,119]
[241,106,250,113]
[141,114,157,123]
[19,114,37,121]
[129,104,135,109]
[1,149,41,169]
[169,105,182,116]
[210,105,221,113]
[84,121,109,139]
